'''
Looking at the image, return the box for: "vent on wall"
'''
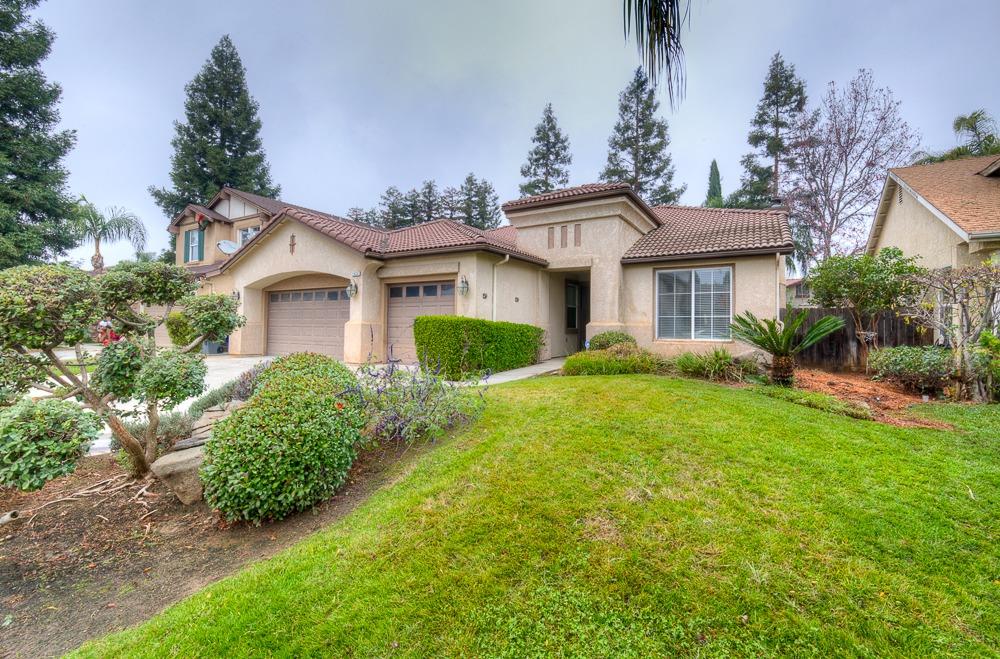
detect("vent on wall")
[897,186,903,204]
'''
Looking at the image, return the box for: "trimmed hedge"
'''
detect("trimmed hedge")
[201,373,364,524]
[255,352,357,397]
[413,316,544,379]
[588,331,636,351]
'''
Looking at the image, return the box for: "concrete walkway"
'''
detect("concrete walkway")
[477,357,566,385]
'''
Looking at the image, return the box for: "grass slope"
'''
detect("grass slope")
[76,376,999,657]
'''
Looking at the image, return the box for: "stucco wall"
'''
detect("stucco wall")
[621,253,782,357]
[872,190,968,269]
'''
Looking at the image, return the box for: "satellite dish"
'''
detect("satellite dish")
[217,240,239,255]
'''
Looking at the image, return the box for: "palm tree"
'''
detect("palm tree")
[730,307,845,385]
[75,197,148,272]
[911,108,1000,163]
[623,0,690,106]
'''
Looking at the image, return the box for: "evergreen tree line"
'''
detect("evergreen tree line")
[346,174,501,231]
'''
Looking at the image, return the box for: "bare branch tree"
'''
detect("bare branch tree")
[901,264,1000,401]
[786,69,917,266]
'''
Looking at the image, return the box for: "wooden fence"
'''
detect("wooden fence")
[781,307,932,371]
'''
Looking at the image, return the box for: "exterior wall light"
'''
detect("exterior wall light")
[458,275,470,296]
[345,280,359,299]
[230,290,240,302]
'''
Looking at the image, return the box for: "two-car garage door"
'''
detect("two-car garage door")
[386,281,455,362]
[267,288,349,358]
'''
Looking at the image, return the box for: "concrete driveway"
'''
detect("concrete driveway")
[89,354,271,455]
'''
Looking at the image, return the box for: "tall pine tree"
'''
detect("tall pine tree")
[519,103,572,196]
[458,173,501,230]
[0,0,78,268]
[728,53,806,208]
[149,35,279,230]
[600,68,686,205]
[704,159,723,207]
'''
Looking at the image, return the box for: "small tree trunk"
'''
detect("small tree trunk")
[144,402,160,465]
[106,414,151,476]
[91,238,104,273]
[770,356,796,386]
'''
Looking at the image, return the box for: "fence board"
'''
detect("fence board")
[780,307,931,371]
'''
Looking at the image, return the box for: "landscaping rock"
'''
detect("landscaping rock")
[224,399,247,412]
[170,435,209,452]
[150,446,205,505]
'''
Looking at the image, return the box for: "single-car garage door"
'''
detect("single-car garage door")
[386,281,455,362]
[267,288,348,358]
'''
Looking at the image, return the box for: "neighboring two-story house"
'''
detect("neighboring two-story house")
[866,155,1000,267]
[168,183,792,363]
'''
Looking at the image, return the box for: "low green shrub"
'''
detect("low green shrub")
[255,352,357,398]
[165,311,198,348]
[869,346,955,393]
[413,316,544,380]
[673,349,759,382]
[588,331,636,351]
[976,331,1000,402]
[201,374,364,524]
[752,385,875,420]
[355,362,486,445]
[562,343,667,376]
[187,380,237,421]
[0,398,101,491]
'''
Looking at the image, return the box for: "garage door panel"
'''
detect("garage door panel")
[267,287,348,358]
[386,280,456,363]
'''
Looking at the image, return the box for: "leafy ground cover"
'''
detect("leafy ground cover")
[74,375,999,657]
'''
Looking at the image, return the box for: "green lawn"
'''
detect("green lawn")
[76,376,999,657]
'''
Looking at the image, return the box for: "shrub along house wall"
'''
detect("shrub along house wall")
[413,316,544,379]
[784,307,932,371]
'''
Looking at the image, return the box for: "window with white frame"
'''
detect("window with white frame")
[656,266,732,340]
[239,226,260,245]
[188,229,200,262]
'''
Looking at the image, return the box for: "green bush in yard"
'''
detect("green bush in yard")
[588,331,636,351]
[673,348,759,382]
[0,399,100,491]
[413,316,543,379]
[254,352,357,397]
[201,374,364,524]
[562,343,667,375]
[165,311,198,348]
[869,345,955,394]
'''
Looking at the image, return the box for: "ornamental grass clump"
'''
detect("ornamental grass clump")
[201,373,364,524]
[673,348,759,382]
[563,343,668,376]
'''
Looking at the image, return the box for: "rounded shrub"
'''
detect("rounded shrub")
[255,352,357,397]
[0,398,100,491]
[165,311,198,348]
[201,374,364,524]
[869,346,955,393]
[588,331,636,351]
[134,349,207,410]
[563,344,667,376]
[93,338,145,399]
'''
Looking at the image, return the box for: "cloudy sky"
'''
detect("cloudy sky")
[33,0,1000,266]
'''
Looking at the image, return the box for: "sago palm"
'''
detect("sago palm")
[730,307,845,385]
[75,196,148,272]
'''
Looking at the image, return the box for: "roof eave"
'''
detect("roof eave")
[620,245,793,264]
[503,187,661,227]
[384,244,548,266]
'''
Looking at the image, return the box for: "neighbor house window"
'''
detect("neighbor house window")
[566,282,579,330]
[239,226,260,245]
[656,267,732,340]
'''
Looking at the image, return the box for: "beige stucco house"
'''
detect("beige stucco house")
[866,155,1000,267]
[168,183,792,364]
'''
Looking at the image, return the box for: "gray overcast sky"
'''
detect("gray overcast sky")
[33,0,999,266]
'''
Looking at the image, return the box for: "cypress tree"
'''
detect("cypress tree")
[600,68,686,205]
[457,173,500,230]
[149,35,280,227]
[519,103,572,196]
[705,159,723,207]
[0,0,78,268]
[728,52,806,207]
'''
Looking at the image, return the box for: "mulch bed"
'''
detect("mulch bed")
[0,443,423,658]
[792,368,951,429]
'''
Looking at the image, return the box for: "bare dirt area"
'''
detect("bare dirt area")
[793,368,951,429]
[0,443,424,658]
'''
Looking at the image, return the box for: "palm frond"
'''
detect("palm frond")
[730,307,845,358]
[623,0,689,106]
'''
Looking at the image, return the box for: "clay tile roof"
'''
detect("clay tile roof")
[502,183,632,209]
[621,205,793,262]
[890,155,1000,235]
